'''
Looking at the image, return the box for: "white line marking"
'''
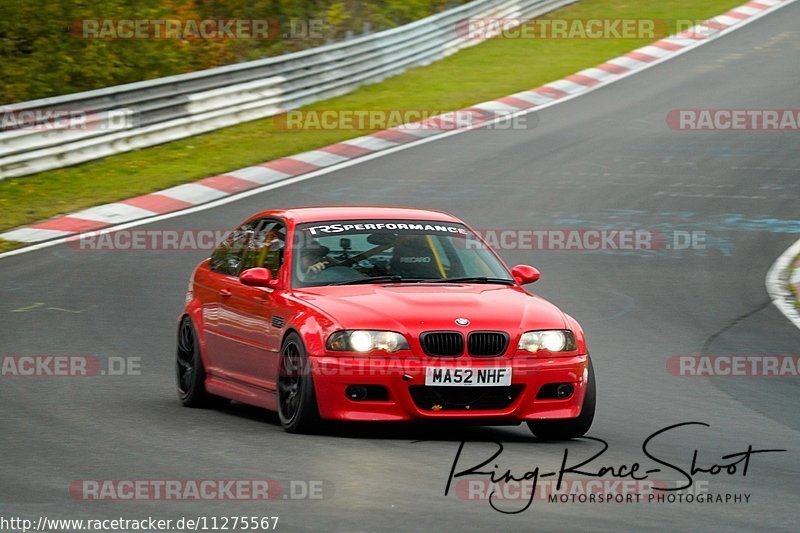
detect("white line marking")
[471,101,520,112]
[1,0,796,260]
[226,166,290,184]
[734,6,763,15]
[67,202,157,223]
[157,183,228,203]
[394,124,446,138]
[662,37,702,48]
[507,91,555,105]
[574,68,616,82]
[715,15,745,26]
[545,79,587,94]
[637,45,674,59]
[607,56,649,70]
[340,136,398,151]
[289,150,350,167]
[1,227,73,242]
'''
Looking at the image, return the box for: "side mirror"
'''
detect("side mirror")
[240,267,273,288]
[511,264,540,285]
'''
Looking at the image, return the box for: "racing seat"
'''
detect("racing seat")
[389,238,443,279]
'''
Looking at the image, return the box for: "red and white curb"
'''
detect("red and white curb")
[766,239,800,330]
[1,0,794,245]
[792,259,800,302]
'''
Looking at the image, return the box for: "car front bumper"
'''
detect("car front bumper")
[310,353,590,422]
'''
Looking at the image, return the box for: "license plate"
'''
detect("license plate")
[425,367,512,387]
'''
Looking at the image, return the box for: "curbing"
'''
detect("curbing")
[792,259,800,302]
[1,0,795,248]
[766,238,800,331]
[792,257,800,305]
[789,254,800,313]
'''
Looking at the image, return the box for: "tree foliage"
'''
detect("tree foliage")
[0,0,467,103]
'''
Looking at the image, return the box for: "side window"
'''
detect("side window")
[239,220,286,278]
[209,221,258,276]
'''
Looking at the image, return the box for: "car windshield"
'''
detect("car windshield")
[292,219,513,287]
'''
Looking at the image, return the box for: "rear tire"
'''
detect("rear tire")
[527,358,596,440]
[278,333,322,433]
[176,316,230,408]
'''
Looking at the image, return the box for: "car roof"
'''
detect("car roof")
[250,206,462,224]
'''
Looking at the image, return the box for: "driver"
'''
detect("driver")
[300,240,331,279]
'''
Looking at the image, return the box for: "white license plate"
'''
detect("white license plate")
[425,367,512,387]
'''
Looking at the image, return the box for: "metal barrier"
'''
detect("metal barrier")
[0,0,575,180]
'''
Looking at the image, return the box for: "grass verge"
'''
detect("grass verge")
[0,0,744,252]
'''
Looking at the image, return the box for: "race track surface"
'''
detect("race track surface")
[2,4,799,531]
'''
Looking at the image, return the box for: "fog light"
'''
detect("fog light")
[555,383,574,399]
[346,386,368,401]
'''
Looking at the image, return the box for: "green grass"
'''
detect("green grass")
[791,259,800,308]
[0,0,743,252]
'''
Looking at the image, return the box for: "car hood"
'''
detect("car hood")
[293,283,568,335]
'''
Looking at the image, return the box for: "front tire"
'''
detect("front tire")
[176,316,230,408]
[527,357,596,440]
[278,332,322,433]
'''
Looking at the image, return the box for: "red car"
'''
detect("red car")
[177,207,595,438]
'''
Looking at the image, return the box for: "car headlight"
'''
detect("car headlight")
[327,330,410,353]
[517,330,577,353]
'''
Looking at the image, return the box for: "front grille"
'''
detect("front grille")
[420,332,464,357]
[468,332,509,356]
[409,385,523,411]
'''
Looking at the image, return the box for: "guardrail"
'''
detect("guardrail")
[0,0,576,180]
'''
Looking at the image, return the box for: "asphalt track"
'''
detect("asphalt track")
[1,4,799,532]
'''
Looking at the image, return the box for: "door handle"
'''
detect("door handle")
[220,289,232,297]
